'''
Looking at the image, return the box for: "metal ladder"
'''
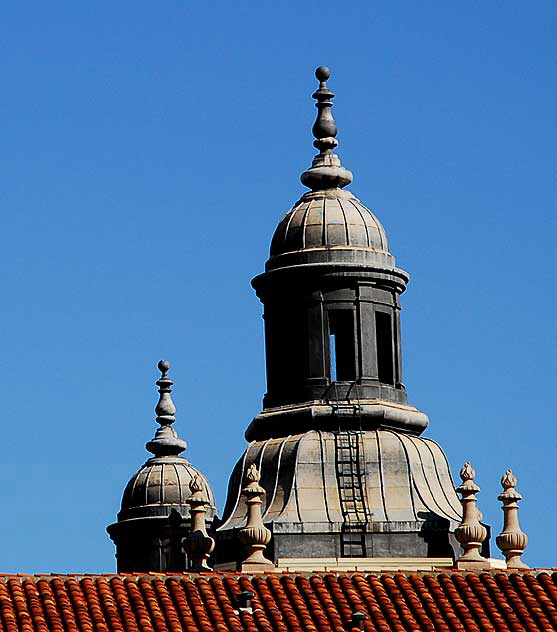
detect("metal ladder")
[334,430,369,557]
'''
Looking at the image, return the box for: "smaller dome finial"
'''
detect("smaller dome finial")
[146,359,187,457]
[301,66,353,192]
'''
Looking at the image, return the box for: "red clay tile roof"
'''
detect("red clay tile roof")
[0,571,555,632]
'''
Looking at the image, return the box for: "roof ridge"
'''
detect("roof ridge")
[0,568,555,580]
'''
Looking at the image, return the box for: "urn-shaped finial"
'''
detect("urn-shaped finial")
[496,469,528,569]
[238,463,273,570]
[184,475,215,571]
[454,461,488,567]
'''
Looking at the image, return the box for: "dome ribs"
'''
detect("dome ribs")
[268,193,392,261]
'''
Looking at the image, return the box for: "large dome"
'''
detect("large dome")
[220,428,461,532]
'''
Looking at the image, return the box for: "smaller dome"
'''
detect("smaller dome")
[110,360,217,525]
[271,189,389,256]
[119,455,217,521]
[267,189,396,272]
[265,67,400,274]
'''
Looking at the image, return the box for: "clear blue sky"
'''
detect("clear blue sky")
[1,2,555,571]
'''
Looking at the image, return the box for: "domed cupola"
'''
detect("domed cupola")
[107,360,217,572]
[267,66,396,273]
[249,66,418,440]
[217,67,465,566]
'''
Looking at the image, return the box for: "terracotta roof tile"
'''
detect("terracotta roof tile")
[0,571,554,632]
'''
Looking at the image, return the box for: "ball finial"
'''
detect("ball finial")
[158,359,170,375]
[315,66,331,82]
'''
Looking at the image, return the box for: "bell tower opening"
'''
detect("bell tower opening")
[375,311,394,385]
[328,309,356,382]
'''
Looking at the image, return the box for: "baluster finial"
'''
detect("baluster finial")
[184,475,215,571]
[496,470,528,568]
[146,360,187,457]
[454,462,488,568]
[300,66,353,192]
[238,464,274,571]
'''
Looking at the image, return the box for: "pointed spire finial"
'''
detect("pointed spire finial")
[301,66,353,192]
[496,469,528,568]
[146,360,187,457]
